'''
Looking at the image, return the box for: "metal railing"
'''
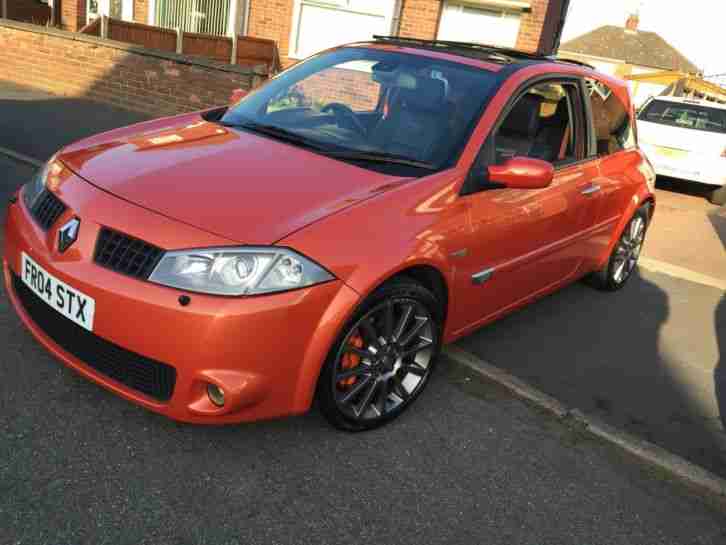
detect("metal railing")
[155,0,230,36]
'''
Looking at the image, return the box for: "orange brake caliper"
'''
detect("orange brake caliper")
[338,333,364,389]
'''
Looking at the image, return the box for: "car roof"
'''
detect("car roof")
[363,36,596,72]
[647,95,726,110]
[346,36,631,107]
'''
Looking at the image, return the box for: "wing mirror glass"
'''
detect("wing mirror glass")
[488,157,554,189]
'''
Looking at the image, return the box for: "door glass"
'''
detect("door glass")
[585,78,635,155]
[87,0,99,19]
[292,1,392,58]
[109,0,123,18]
[438,3,521,47]
[493,83,578,164]
[155,0,231,36]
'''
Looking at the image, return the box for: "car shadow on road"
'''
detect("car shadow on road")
[708,206,726,249]
[656,177,717,202]
[714,297,726,432]
[455,269,726,477]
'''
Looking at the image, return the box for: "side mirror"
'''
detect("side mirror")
[488,157,554,189]
[229,88,248,104]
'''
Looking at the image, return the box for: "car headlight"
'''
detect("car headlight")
[148,247,335,296]
[22,157,63,211]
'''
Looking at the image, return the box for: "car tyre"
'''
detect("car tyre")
[710,185,726,206]
[317,278,443,432]
[587,205,650,291]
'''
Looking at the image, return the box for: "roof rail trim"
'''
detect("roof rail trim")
[551,57,596,70]
[371,36,595,70]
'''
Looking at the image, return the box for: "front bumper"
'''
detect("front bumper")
[3,175,359,423]
[640,143,726,186]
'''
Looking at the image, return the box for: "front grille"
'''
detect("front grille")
[94,227,164,280]
[30,189,67,230]
[12,272,176,402]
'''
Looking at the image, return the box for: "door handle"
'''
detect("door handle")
[580,184,601,196]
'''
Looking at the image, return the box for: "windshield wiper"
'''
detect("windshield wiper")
[220,121,331,151]
[221,122,437,170]
[321,150,437,171]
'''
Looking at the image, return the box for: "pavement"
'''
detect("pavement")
[1,81,726,542]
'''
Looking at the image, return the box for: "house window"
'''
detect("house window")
[289,0,397,59]
[87,0,133,22]
[438,2,523,48]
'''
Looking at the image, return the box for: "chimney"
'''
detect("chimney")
[625,13,640,32]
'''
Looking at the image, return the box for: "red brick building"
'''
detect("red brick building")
[4,0,558,63]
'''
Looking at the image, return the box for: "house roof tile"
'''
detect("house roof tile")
[560,25,699,74]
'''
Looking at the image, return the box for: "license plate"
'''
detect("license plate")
[21,252,95,331]
[656,146,688,159]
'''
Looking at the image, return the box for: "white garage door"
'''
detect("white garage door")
[438,2,522,48]
[290,0,396,59]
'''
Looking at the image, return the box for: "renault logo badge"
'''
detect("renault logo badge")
[58,217,80,253]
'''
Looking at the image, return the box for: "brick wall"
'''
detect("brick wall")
[0,20,261,117]
[6,0,51,25]
[293,67,380,111]
[245,0,553,65]
[515,0,548,52]
[398,0,440,39]
[133,0,149,24]
[60,0,85,31]
[247,0,294,63]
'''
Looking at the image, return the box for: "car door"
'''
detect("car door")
[579,77,642,265]
[449,77,601,335]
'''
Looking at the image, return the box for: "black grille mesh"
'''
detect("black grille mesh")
[94,227,164,280]
[30,190,67,230]
[12,272,176,402]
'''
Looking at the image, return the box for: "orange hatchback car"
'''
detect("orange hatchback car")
[4,37,655,430]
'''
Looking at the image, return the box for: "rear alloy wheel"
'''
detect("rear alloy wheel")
[587,206,649,291]
[317,280,441,431]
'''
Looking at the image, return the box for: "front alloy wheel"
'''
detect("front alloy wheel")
[317,279,441,431]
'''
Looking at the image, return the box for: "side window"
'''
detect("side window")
[492,82,582,165]
[585,78,636,156]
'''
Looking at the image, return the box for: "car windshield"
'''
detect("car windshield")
[638,100,726,134]
[220,47,500,172]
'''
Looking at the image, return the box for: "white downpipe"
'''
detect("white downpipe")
[391,0,403,36]
[1,0,8,20]
[242,0,250,35]
[147,0,156,25]
[228,0,243,63]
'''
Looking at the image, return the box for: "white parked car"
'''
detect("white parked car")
[638,96,726,205]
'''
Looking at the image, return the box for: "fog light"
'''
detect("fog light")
[207,384,225,407]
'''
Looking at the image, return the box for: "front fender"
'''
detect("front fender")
[280,169,467,410]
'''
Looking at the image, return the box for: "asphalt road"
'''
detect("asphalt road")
[2,154,725,544]
[456,176,726,478]
[0,81,147,161]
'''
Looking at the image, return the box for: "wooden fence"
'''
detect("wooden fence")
[81,16,280,76]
